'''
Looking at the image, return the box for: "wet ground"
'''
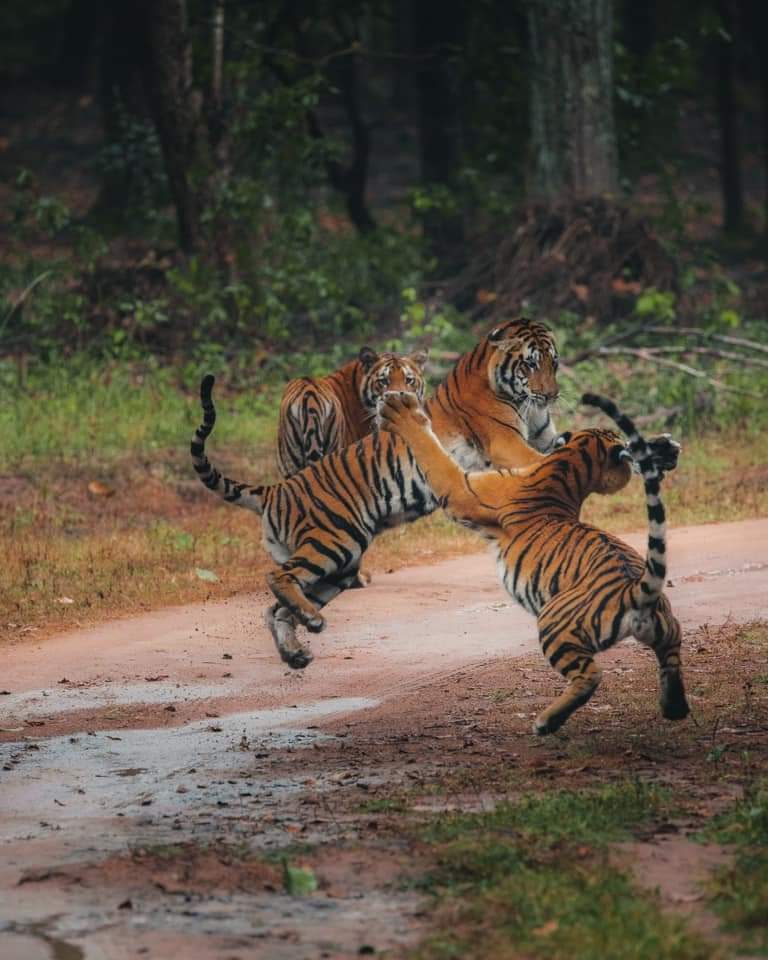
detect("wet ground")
[1,518,767,958]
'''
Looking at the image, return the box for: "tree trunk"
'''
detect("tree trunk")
[527,0,618,202]
[412,0,465,267]
[716,0,744,232]
[142,0,204,254]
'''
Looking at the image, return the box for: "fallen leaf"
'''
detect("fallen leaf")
[88,480,115,498]
[475,288,497,304]
[572,283,589,303]
[611,277,642,295]
[195,568,219,583]
[56,597,75,605]
[533,920,559,937]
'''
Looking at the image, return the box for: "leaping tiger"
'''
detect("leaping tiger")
[377,389,687,734]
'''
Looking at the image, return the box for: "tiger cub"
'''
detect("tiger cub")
[378,389,687,735]
[276,347,428,478]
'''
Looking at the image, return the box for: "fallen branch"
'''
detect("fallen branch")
[644,326,768,356]
[636,345,768,369]
[595,347,762,397]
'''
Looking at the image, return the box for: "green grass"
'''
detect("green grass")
[413,782,712,960]
[704,780,768,953]
[1,360,279,467]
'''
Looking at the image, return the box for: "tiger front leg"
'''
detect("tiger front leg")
[379,393,501,524]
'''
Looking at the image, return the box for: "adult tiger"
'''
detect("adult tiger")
[191,317,562,668]
[276,346,428,478]
[377,389,687,735]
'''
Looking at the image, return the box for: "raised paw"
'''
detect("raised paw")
[379,390,430,436]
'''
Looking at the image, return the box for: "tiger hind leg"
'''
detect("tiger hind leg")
[636,604,689,721]
[533,621,602,736]
[265,603,312,669]
[266,570,361,669]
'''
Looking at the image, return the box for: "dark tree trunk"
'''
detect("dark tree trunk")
[327,41,376,234]
[95,4,151,215]
[744,0,768,235]
[412,0,465,267]
[527,0,618,202]
[716,0,744,232]
[142,0,204,254]
[620,0,657,60]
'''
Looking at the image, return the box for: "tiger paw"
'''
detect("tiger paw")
[379,391,430,436]
[283,647,314,669]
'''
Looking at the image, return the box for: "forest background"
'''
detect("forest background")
[1,0,767,637]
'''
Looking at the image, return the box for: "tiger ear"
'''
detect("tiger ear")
[358,346,378,371]
[409,349,428,369]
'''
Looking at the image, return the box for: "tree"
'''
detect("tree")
[715,0,744,232]
[142,0,205,254]
[412,0,466,266]
[526,0,618,202]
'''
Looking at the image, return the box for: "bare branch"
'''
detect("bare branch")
[595,346,761,397]
[644,325,768,356]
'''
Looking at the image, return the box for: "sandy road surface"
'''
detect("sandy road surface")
[1,517,767,959]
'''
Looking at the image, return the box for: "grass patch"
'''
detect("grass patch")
[704,779,768,953]
[422,780,670,855]
[413,782,709,960]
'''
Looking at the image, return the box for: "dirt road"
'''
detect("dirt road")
[1,517,767,959]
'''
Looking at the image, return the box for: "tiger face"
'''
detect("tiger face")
[486,317,559,407]
[358,347,428,420]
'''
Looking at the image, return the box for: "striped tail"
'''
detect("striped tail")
[190,375,269,514]
[582,393,667,607]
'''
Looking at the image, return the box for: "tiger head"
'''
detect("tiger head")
[358,347,428,421]
[485,317,559,408]
[558,428,634,497]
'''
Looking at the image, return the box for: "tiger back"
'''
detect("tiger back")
[276,346,428,477]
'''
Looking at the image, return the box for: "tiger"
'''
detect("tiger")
[377,389,688,735]
[190,317,564,669]
[276,346,428,478]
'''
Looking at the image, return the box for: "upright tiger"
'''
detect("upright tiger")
[378,390,687,734]
[276,346,428,478]
[191,318,563,668]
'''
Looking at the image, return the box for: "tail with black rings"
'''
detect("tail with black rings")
[191,375,269,514]
[582,393,668,607]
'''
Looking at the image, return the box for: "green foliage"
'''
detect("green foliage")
[414,782,708,960]
[0,358,278,467]
[423,781,669,851]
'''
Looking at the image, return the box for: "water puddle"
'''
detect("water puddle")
[0,678,241,720]
[0,697,378,843]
